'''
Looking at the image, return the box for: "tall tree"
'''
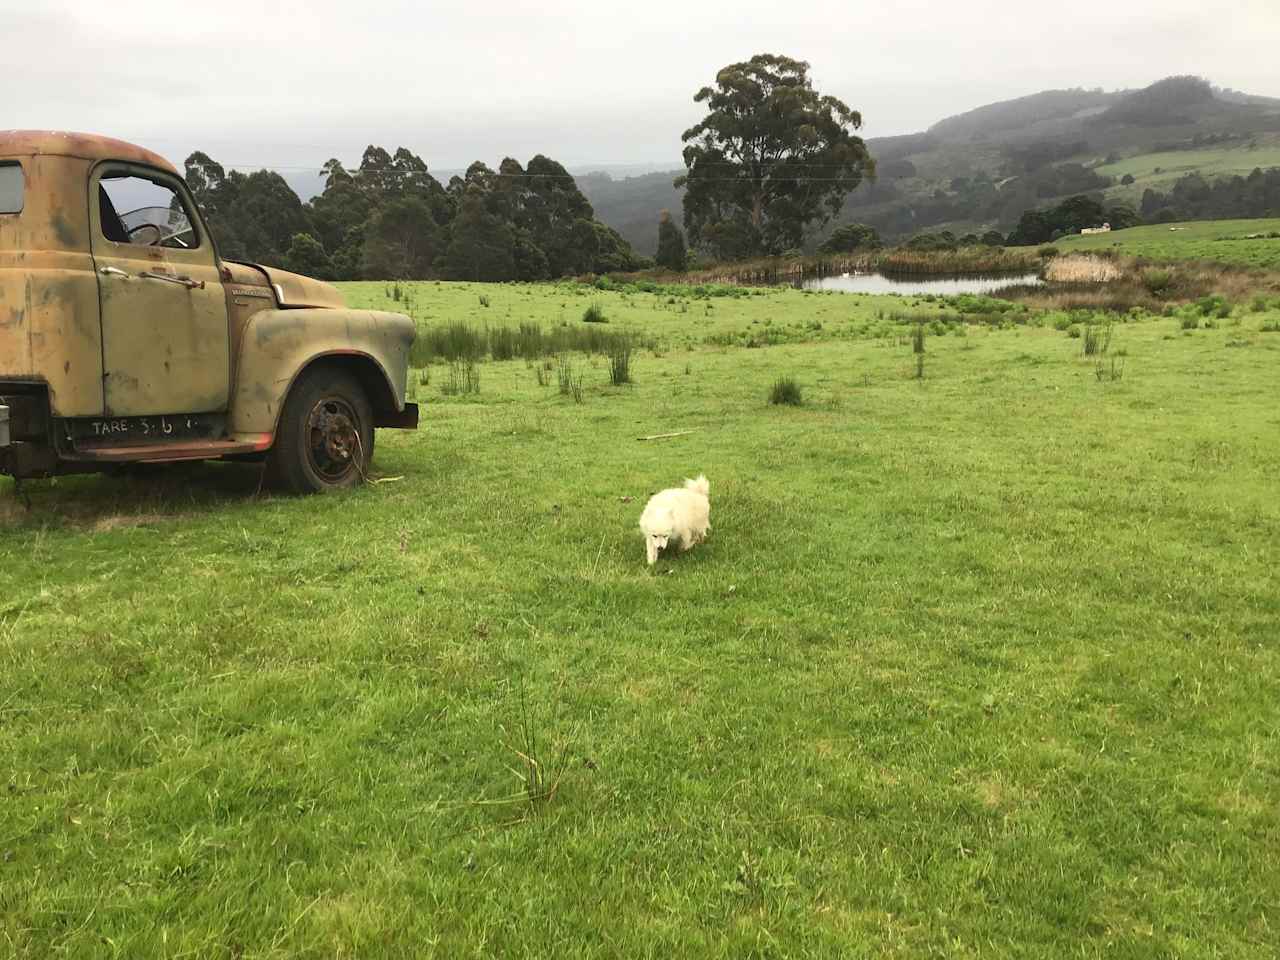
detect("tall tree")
[184,153,312,266]
[222,170,314,267]
[282,232,334,279]
[588,220,637,273]
[676,54,874,260]
[309,160,371,279]
[655,210,688,271]
[184,152,244,257]
[438,185,516,281]
[362,198,444,279]
[520,155,598,275]
[185,152,232,221]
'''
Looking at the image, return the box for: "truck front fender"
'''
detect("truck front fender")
[230,308,415,438]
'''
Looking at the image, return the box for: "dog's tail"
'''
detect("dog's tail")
[684,474,710,497]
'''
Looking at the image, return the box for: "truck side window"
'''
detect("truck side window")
[98,174,199,250]
[0,163,22,214]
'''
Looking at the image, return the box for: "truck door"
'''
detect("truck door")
[89,163,229,416]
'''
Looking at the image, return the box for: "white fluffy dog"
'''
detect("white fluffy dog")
[639,475,710,565]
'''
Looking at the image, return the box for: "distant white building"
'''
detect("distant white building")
[1080,223,1112,235]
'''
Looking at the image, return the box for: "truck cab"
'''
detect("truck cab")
[0,131,418,492]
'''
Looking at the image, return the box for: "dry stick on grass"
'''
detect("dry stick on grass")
[589,533,607,580]
[351,432,406,485]
[637,430,695,441]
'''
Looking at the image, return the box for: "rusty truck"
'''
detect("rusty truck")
[0,131,418,493]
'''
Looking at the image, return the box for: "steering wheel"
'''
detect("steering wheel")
[128,223,163,246]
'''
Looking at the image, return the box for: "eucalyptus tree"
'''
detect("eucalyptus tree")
[677,54,874,259]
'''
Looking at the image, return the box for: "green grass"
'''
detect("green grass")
[1056,218,1280,268]
[1097,137,1280,195]
[345,278,969,354]
[3,281,1279,957]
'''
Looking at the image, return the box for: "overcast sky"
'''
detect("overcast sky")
[5,0,1279,175]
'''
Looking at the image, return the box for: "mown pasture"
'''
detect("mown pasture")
[2,280,1278,958]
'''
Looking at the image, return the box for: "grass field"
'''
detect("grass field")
[1055,218,1280,269]
[1097,137,1280,196]
[3,281,1280,957]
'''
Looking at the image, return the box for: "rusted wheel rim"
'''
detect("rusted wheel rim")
[305,396,361,482]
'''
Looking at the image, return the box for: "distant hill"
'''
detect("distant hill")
[927,87,1121,142]
[579,76,1280,254]
[576,171,683,259]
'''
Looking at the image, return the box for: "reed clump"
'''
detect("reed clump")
[878,247,1040,276]
[1045,255,1124,283]
[411,321,652,366]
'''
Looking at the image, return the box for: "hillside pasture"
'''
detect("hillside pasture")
[1055,217,1280,268]
[2,282,1279,957]
[1098,136,1280,197]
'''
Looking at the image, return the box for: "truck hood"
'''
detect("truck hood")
[227,262,345,310]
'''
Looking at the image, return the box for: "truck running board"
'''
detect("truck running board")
[67,440,266,463]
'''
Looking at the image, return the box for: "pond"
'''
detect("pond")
[800,272,1043,296]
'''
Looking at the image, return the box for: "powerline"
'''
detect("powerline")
[210,169,870,185]
[206,160,876,174]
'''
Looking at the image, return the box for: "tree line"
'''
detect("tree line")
[183,54,868,276]
[184,147,644,280]
[1005,196,1141,246]
[1001,166,1280,245]
[1139,167,1280,223]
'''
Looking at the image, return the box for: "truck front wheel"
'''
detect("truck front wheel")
[266,367,374,493]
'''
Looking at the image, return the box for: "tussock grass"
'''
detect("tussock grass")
[768,375,803,405]
[495,676,574,813]
[411,319,649,366]
[440,358,480,395]
[607,337,633,385]
[1095,357,1125,381]
[1142,268,1174,295]
[556,354,583,402]
[411,321,485,365]
[1081,322,1113,357]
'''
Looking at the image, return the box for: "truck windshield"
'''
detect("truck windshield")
[0,164,21,214]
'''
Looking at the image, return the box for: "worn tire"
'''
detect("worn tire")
[266,366,374,493]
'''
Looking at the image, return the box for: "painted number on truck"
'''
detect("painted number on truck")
[68,414,223,447]
[89,416,206,437]
[91,417,180,436]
